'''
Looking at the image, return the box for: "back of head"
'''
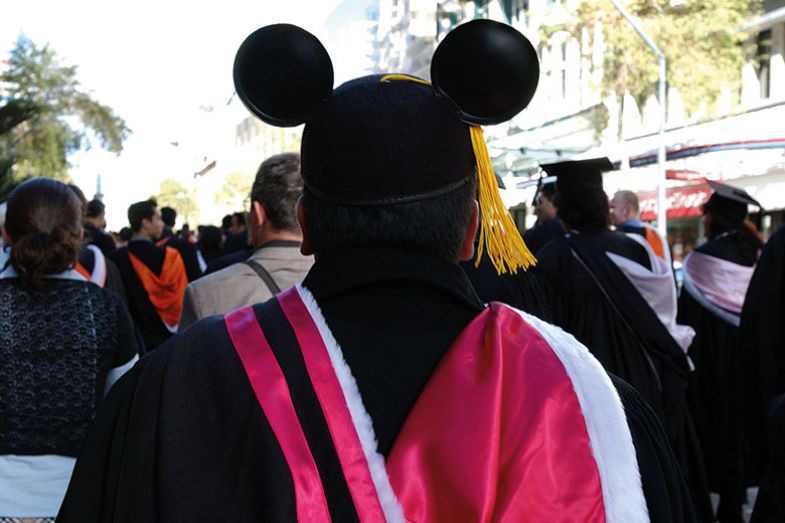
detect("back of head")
[197,225,223,261]
[251,153,302,233]
[128,199,157,232]
[233,20,541,272]
[86,199,106,219]
[702,192,762,261]
[68,184,88,220]
[299,78,478,261]
[610,190,639,226]
[541,158,613,233]
[221,214,233,231]
[556,190,610,232]
[232,211,246,230]
[160,206,177,228]
[5,178,83,287]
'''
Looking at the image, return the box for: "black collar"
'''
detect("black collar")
[303,247,484,313]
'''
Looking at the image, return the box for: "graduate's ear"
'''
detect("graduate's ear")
[296,198,313,256]
[431,19,539,125]
[458,200,480,262]
[234,24,334,127]
[251,200,266,228]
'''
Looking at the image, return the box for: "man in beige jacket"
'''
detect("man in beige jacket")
[179,153,313,329]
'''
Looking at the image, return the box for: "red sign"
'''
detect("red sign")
[639,183,711,221]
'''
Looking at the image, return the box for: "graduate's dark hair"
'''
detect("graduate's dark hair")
[251,153,302,233]
[128,199,158,232]
[86,199,105,219]
[221,214,233,230]
[160,206,177,227]
[555,189,610,232]
[702,204,763,264]
[6,178,82,288]
[540,182,556,202]
[197,225,224,262]
[301,173,477,262]
[68,184,88,220]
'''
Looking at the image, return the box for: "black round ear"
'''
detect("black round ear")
[431,19,539,126]
[233,24,334,127]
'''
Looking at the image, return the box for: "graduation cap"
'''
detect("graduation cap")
[539,157,614,193]
[703,180,763,222]
[233,20,540,274]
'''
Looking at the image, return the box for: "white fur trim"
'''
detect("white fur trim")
[514,308,650,523]
[295,284,406,523]
[85,244,107,287]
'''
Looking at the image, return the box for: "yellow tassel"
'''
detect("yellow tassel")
[377,75,536,274]
[471,125,536,274]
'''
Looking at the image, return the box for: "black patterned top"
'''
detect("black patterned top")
[0,278,138,457]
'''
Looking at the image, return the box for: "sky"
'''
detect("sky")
[2,0,376,228]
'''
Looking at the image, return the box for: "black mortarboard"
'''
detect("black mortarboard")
[233,20,541,274]
[539,157,614,193]
[704,180,763,222]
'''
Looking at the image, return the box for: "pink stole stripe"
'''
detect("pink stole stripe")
[224,306,331,522]
[277,288,387,523]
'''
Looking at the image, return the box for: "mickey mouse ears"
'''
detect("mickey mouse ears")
[233,24,334,127]
[431,19,539,125]
[233,20,539,128]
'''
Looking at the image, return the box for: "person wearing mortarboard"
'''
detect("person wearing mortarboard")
[60,21,692,522]
[523,179,564,256]
[676,180,764,522]
[533,157,713,521]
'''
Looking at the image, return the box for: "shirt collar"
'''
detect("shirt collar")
[0,263,86,281]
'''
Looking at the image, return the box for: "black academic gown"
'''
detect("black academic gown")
[78,245,127,301]
[739,226,785,484]
[159,228,202,281]
[460,248,553,322]
[522,217,563,255]
[534,228,712,521]
[111,239,173,353]
[751,393,785,523]
[677,234,756,522]
[83,223,116,257]
[59,248,694,522]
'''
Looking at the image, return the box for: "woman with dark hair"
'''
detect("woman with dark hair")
[0,178,138,520]
[677,180,764,523]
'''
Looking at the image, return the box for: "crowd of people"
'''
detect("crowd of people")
[1,19,785,523]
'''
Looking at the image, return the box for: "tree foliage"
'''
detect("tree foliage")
[155,177,199,226]
[214,170,252,213]
[573,0,761,118]
[0,35,130,196]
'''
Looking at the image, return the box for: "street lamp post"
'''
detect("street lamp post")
[609,0,668,237]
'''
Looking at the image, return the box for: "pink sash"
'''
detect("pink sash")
[225,286,645,522]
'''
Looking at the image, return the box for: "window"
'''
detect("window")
[756,29,772,99]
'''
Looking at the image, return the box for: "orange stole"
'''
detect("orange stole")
[128,247,188,329]
[644,227,666,259]
[74,262,91,280]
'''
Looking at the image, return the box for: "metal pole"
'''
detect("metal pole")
[608,0,668,236]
